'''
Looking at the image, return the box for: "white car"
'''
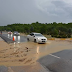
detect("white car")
[27,32,47,43]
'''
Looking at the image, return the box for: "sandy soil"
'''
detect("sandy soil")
[0,39,72,67]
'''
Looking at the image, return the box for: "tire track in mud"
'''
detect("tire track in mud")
[0,45,36,65]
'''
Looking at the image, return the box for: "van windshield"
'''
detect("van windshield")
[34,34,43,37]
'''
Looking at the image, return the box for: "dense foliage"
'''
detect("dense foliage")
[0,22,72,38]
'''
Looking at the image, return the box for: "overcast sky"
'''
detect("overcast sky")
[0,0,72,26]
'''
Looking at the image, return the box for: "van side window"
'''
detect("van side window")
[31,34,34,36]
[30,33,32,36]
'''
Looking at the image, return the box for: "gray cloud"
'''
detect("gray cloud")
[0,0,72,26]
[35,0,72,22]
[51,0,72,20]
[52,1,72,15]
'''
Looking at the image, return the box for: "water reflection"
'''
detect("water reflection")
[11,34,13,38]
[35,45,40,60]
[8,34,13,39]
[14,44,16,52]
[36,43,50,54]
[8,34,9,38]
[37,45,39,54]
[13,43,20,52]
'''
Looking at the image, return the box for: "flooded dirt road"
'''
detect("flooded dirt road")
[0,35,72,72]
[0,40,72,66]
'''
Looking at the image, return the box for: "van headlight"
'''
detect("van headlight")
[38,38,40,40]
[46,38,47,40]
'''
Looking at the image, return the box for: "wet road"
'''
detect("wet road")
[38,50,72,72]
[2,32,27,42]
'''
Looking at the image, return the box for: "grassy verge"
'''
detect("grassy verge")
[43,35,53,38]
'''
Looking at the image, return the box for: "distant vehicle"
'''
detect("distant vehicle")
[8,31,12,35]
[13,31,20,36]
[27,32,47,43]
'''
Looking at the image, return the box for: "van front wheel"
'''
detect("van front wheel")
[34,39,36,43]
[27,38,29,41]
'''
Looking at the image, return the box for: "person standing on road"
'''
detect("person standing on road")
[1,31,2,35]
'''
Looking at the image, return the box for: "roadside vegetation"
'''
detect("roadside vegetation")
[0,22,72,38]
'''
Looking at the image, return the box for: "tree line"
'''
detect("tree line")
[0,22,72,38]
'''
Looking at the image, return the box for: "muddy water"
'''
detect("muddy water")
[0,40,72,66]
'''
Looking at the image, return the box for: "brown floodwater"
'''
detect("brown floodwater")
[0,40,72,66]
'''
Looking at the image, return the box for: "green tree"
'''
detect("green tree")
[40,25,47,34]
[51,28,58,37]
